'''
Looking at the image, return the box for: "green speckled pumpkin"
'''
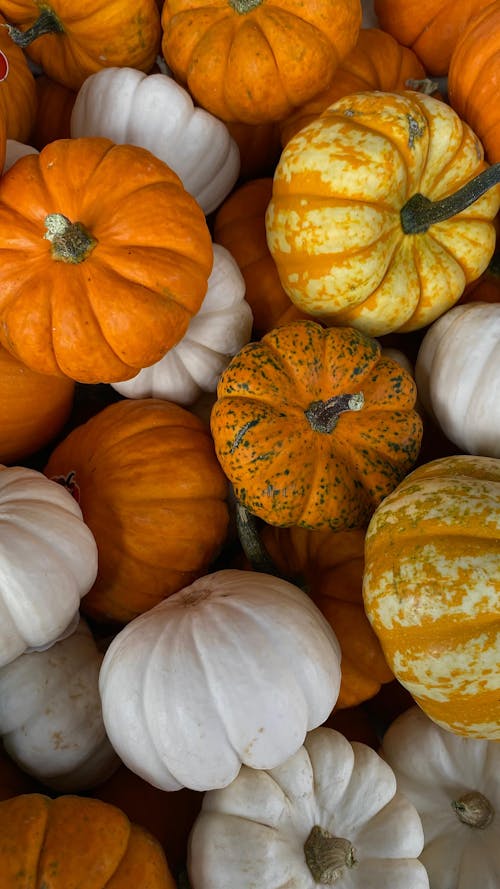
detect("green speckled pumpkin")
[210,320,422,529]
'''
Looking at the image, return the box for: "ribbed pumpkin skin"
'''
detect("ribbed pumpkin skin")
[266,91,500,337]
[0,13,36,142]
[211,320,422,530]
[280,27,426,146]
[44,398,229,624]
[374,0,493,75]
[448,1,500,165]
[32,75,76,150]
[0,794,176,888]
[161,0,362,124]
[363,455,500,739]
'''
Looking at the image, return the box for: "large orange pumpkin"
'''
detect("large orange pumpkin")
[44,398,230,624]
[0,138,213,383]
[211,319,422,530]
[161,0,362,124]
[0,13,36,142]
[0,794,176,888]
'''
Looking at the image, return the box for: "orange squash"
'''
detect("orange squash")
[0,793,176,888]
[0,138,213,383]
[44,398,229,624]
[225,120,282,181]
[161,0,362,124]
[211,320,422,530]
[0,13,36,142]
[32,74,76,149]
[459,252,500,304]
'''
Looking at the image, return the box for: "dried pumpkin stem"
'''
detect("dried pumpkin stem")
[228,0,263,12]
[305,392,364,434]
[5,8,64,47]
[452,791,495,829]
[305,825,357,884]
[401,163,500,234]
[44,213,97,264]
[405,78,440,96]
[235,501,281,576]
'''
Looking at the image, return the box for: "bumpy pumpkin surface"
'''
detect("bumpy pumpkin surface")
[363,454,500,739]
[266,91,500,337]
[211,320,422,529]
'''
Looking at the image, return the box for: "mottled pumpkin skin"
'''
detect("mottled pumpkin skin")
[363,455,500,739]
[211,320,422,530]
[0,794,176,888]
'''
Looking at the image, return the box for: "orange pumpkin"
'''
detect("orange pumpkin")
[211,320,422,530]
[161,0,362,124]
[448,1,500,165]
[225,120,282,181]
[44,398,230,624]
[1,0,162,90]
[0,345,74,464]
[280,27,427,146]
[0,138,213,383]
[373,0,493,75]
[0,794,176,888]
[0,13,36,142]
[32,74,76,150]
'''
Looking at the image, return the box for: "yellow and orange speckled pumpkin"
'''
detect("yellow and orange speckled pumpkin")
[211,319,422,530]
[362,454,500,740]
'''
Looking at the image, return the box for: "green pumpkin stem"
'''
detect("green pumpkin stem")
[401,163,500,235]
[5,8,64,47]
[304,825,357,884]
[451,791,495,829]
[228,0,262,11]
[44,213,97,264]
[235,502,281,576]
[305,392,364,434]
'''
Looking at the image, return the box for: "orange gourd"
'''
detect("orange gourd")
[0,13,36,142]
[211,320,422,530]
[32,74,76,149]
[44,398,229,624]
[0,794,176,888]
[225,120,282,181]
[0,138,213,383]
[161,0,362,124]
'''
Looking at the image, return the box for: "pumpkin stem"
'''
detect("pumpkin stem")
[44,213,97,264]
[4,8,64,47]
[304,825,357,884]
[228,0,263,12]
[401,163,500,235]
[305,392,364,434]
[405,78,440,96]
[235,501,281,576]
[452,791,495,829]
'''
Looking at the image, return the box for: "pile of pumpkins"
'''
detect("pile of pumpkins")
[0,0,499,887]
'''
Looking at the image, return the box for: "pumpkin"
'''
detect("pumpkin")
[373,0,493,75]
[0,137,213,383]
[0,12,36,141]
[382,705,500,889]
[32,74,76,149]
[213,178,308,336]
[0,465,98,668]
[160,0,362,125]
[0,744,41,800]
[44,398,230,624]
[0,618,119,791]
[415,302,500,458]
[448,1,500,165]
[211,320,422,530]
[1,0,162,90]
[362,454,500,739]
[0,793,176,888]
[459,251,500,303]
[188,726,429,889]
[70,67,240,216]
[99,568,342,792]
[111,245,253,405]
[280,27,427,146]
[266,90,500,337]
[225,119,282,181]
[3,138,37,171]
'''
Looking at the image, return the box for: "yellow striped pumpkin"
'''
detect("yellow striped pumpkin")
[362,455,500,739]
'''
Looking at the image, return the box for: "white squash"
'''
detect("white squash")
[0,618,119,791]
[0,465,98,667]
[99,569,342,792]
[382,705,500,889]
[3,140,38,173]
[188,725,429,889]
[70,66,240,215]
[111,244,253,405]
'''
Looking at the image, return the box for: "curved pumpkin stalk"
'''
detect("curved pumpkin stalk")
[401,162,500,233]
[235,501,282,578]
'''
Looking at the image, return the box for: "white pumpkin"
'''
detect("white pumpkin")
[70,66,240,215]
[99,569,342,792]
[0,465,98,667]
[3,140,38,173]
[382,705,500,889]
[0,618,119,791]
[111,244,253,405]
[188,726,429,889]
[415,302,500,458]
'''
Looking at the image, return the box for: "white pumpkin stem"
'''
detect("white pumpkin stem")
[5,8,64,47]
[452,791,495,829]
[44,213,97,264]
[305,825,357,884]
[305,392,364,434]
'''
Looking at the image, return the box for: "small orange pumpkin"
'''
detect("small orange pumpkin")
[0,13,36,142]
[32,74,76,150]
